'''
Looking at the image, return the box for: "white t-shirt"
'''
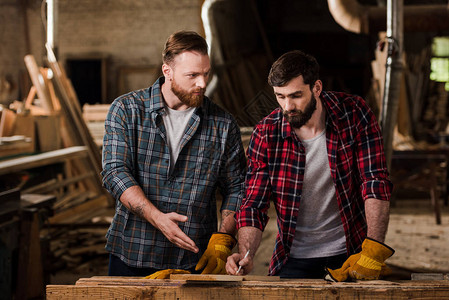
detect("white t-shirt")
[289,130,347,258]
[162,105,195,172]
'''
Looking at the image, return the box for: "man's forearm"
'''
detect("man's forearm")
[120,185,160,225]
[365,198,390,242]
[237,226,263,258]
[219,210,237,236]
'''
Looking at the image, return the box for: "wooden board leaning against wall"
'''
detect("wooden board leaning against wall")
[1,48,112,223]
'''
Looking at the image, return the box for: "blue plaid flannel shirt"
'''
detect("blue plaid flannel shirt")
[102,77,246,269]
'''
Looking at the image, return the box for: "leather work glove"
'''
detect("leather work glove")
[195,232,237,274]
[144,269,190,279]
[325,238,395,282]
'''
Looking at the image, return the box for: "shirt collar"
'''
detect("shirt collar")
[147,77,166,113]
[320,91,346,128]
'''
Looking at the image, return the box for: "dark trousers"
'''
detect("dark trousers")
[108,254,197,276]
[277,253,347,279]
[108,254,160,276]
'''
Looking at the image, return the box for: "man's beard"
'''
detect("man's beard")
[283,95,317,129]
[171,79,205,108]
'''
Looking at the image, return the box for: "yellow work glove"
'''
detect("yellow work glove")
[195,232,237,274]
[325,238,395,282]
[144,269,190,279]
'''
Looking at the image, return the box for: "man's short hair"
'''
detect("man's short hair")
[162,31,208,65]
[268,50,319,89]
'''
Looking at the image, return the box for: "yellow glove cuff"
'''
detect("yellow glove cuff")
[357,254,383,270]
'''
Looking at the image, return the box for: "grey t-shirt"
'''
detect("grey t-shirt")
[162,105,195,172]
[289,130,346,258]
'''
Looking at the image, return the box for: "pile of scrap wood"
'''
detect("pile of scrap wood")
[42,195,112,276]
[0,48,116,279]
[0,47,112,217]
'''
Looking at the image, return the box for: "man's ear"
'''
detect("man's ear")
[162,63,172,80]
[314,80,323,95]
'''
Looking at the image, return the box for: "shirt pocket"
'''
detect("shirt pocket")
[193,140,222,181]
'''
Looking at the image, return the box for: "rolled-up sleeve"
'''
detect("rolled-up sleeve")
[101,99,139,200]
[354,98,393,202]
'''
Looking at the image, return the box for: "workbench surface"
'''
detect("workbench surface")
[46,276,449,299]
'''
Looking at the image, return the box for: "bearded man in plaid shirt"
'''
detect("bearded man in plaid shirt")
[226,50,395,281]
[102,31,246,278]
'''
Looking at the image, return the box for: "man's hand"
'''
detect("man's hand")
[144,269,191,279]
[120,186,199,253]
[325,238,395,282]
[195,233,237,274]
[226,251,253,275]
[150,211,199,253]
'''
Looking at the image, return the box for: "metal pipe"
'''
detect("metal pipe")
[46,0,58,59]
[380,0,404,168]
[327,0,449,34]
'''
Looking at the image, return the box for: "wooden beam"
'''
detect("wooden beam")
[46,277,449,300]
[45,45,105,198]
[24,55,54,113]
[48,195,109,224]
[0,146,88,175]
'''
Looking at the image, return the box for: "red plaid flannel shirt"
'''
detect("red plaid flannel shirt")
[236,91,393,275]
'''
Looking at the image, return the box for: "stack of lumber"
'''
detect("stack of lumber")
[47,226,108,274]
[0,49,117,287]
[43,195,112,275]
[0,47,115,272]
[82,103,110,148]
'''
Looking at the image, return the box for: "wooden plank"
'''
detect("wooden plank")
[22,172,93,194]
[48,194,109,224]
[242,275,280,281]
[0,146,88,175]
[46,45,105,199]
[411,273,446,281]
[0,107,16,137]
[47,277,449,300]
[82,104,110,122]
[170,274,243,282]
[24,55,54,112]
[170,274,280,282]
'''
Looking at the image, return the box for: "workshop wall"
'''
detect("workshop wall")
[0,0,203,105]
[0,0,44,104]
[57,0,204,102]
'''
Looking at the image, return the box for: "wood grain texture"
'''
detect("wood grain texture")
[170,274,243,281]
[46,276,449,300]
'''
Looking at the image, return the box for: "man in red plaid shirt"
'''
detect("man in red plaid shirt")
[226,50,395,280]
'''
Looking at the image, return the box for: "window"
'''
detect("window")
[430,37,449,91]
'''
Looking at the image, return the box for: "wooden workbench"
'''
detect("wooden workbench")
[46,276,449,299]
